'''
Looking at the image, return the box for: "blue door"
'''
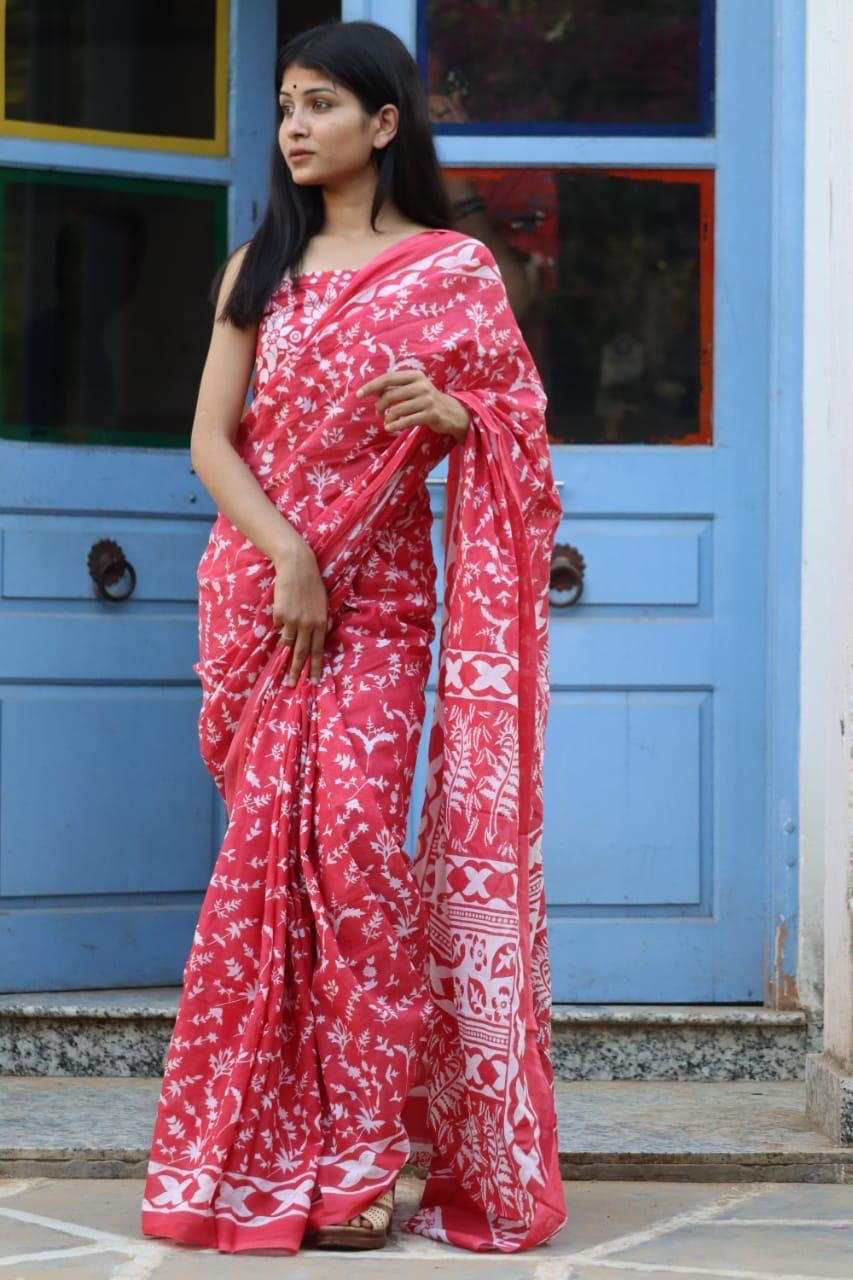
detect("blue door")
[0,0,789,1003]
[0,0,277,991]
[403,0,784,1000]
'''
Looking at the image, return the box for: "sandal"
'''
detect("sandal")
[306,1179,396,1250]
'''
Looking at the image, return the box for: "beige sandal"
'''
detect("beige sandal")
[307,1180,395,1250]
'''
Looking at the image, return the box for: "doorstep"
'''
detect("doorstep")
[0,990,817,1081]
[0,1077,849,1183]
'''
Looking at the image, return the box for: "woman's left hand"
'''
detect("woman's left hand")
[356,369,471,444]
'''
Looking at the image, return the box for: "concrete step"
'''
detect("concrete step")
[1,1077,850,1184]
[0,989,818,1081]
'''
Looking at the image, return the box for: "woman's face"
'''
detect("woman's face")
[278,62,398,187]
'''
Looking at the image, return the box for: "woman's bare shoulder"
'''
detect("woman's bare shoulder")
[214,241,255,327]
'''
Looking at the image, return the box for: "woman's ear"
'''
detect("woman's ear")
[372,103,399,151]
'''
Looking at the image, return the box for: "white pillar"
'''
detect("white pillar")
[802,0,853,1143]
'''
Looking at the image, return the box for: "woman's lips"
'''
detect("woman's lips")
[290,151,313,161]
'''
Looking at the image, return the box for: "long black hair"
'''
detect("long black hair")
[213,19,452,329]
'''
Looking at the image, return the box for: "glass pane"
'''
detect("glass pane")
[277,0,341,45]
[4,0,218,140]
[442,167,712,445]
[2,172,227,447]
[423,0,714,133]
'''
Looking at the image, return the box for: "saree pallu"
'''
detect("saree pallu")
[140,227,566,1253]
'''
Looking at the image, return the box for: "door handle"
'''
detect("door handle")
[87,538,137,601]
[550,542,585,607]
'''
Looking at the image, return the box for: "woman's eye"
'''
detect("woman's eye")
[278,101,329,114]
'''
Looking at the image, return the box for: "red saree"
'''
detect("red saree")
[140,227,566,1253]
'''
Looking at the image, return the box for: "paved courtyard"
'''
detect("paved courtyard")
[1,1173,852,1278]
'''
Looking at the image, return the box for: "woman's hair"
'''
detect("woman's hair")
[212,19,452,328]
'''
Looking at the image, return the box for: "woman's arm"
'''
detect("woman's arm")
[189,244,306,568]
[190,246,329,685]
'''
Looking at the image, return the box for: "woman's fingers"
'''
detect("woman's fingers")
[310,629,325,683]
[273,550,328,687]
[282,621,326,686]
[285,624,308,686]
[385,394,431,430]
[367,372,425,415]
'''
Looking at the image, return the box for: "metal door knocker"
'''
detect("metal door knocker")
[549,542,585,607]
[87,537,137,601]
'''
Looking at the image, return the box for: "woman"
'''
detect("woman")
[140,18,566,1256]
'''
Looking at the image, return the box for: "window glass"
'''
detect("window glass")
[423,0,714,133]
[4,0,221,143]
[277,0,341,45]
[443,166,713,445]
[2,171,227,447]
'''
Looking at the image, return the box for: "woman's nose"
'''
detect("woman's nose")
[285,110,308,134]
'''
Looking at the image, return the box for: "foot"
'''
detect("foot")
[308,1181,396,1250]
[346,1185,395,1231]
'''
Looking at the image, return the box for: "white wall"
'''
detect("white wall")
[800,0,853,1063]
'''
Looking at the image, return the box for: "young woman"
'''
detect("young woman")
[141,18,566,1257]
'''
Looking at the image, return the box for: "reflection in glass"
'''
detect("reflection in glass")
[277,0,341,45]
[423,0,713,132]
[2,173,226,447]
[4,0,218,140]
[442,167,712,445]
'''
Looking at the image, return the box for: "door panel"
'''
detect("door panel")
[0,513,219,989]
[1,692,213,897]
[0,0,256,992]
[406,0,772,1000]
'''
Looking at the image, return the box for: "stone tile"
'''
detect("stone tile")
[0,988,180,1017]
[530,1179,737,1253]
[570,1272,724,1280]
[717,1180,853,1221]
[152,1252,552,1278]
[0,1015,171,1076]
[613,1220,853,1277]
[0,1177,39,1200]
[0,1251,133,1277]
[0,1075,157,1152]
[601,1192,853,1274]
[551,1005,809,1083]
[0,1214,82,1256]
[0,1175,149,1237]
[553,1080,845,1154]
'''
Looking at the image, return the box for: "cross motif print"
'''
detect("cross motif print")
[446,655,464,689]
[151,1173,193,1208]
[470,659,513,695]
[444,650,518,702]
[462,863,493,898]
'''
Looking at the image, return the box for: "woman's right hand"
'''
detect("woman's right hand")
[271,543,328,686]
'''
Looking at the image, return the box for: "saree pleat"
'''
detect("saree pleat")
[141,228,566,1254]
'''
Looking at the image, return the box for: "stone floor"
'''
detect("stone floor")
[1,1173,852,1277]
